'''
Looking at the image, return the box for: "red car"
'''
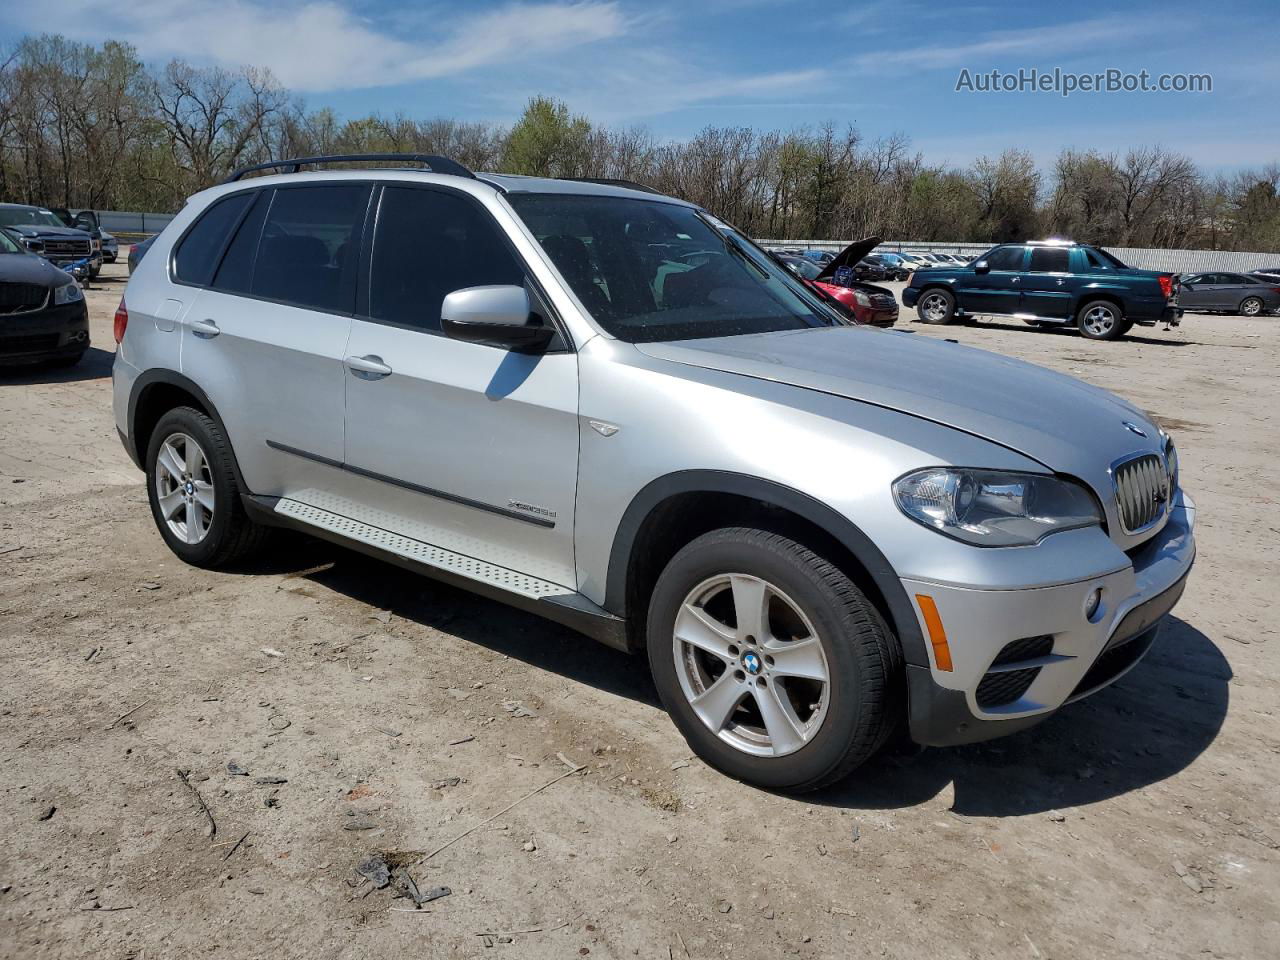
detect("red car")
[776,236,898,327]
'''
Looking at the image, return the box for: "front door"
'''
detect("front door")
[956,245,1026,315]
[340,185,580,587]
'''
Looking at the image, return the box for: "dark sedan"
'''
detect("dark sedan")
[1178,272,1280,316]
[128,234,157,275]
[0,226,90,367]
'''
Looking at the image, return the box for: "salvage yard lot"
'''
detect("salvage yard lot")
[1,263,1277,960]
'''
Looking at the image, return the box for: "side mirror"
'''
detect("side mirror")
[441,285,553,353]
[973,260,990,274]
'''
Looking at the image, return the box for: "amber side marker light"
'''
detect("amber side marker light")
[915,594,953,672]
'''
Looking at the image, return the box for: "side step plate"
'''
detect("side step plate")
[273,498,568,600]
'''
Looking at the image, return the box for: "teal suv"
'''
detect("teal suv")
[902,240,1181,341]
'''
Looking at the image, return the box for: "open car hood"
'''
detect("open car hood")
[815,236,881,283]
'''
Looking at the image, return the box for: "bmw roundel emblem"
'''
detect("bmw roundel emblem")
[1122,421,1148,438]
[742,652,762,675]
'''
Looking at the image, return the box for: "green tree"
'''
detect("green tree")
[501,96,592,178]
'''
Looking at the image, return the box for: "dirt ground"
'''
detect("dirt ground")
[1,260,1277,960]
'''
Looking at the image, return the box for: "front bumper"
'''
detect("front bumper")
[0,300,90,362]
[903,491,1196,746]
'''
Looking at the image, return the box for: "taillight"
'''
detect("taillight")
[1157,275,1173,299]
[113,299,128,343]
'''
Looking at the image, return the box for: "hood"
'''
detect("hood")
[5,224,92,240]
[0,251,71,286]
[815,236,881,283]
[635,326,1164,475]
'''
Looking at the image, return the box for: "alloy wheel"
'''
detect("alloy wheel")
[1082,305,1117,336]
[1241,297,1262,317]
[153,432,215,544]
[921,293,949,323]
[672,574,830,758]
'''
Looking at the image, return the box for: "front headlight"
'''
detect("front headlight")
[53,282,83,305]
[853,289,871,307]
[893,468,1103,547]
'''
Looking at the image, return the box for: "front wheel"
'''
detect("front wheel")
[916,289,956,325]
[1239,297,1263,317]
[1077,300,1126,340]
[646,528,902,792]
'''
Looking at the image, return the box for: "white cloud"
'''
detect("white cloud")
[851,17,1138,73]
[4,0,629,92]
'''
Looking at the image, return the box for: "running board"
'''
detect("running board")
[250,496,629,651]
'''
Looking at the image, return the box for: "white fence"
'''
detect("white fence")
[758,240,1280,275]
[97,210,177,235]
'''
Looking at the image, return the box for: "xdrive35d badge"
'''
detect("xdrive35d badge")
[112,153,1196,792]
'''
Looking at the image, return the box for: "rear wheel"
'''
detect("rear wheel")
[1239,296,1263,317]
[145,406,270,568]
[647,528,902,792]
[916,289,956,325]
[1077,300,1126,340]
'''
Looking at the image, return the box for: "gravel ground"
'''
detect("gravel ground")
[0,262,1276,960]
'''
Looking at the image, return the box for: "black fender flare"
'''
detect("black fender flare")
[604,470,928,667]
[125,369,250,493]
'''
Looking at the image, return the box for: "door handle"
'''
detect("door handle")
[190,318,220,339]
[1010,277,1020,284]
[345,354,393,380]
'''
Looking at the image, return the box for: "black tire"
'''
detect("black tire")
[915,288,956,325]
[1076,299,1126,340]
[145,406,270,568]
[646,527,902,792]
[1239,297,1263,317]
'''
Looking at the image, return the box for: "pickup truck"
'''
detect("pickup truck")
[901,240,1181,341]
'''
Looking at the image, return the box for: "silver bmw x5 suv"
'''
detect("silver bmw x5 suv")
[112,155,1195,791]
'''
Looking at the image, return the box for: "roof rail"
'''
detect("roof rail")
[563,177,663,195]
[222,153,476,184]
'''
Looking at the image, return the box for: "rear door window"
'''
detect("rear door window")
[173,192,254,286]
[984,246,1026,270]
[251,184,371,314]
[368,186,526,333]
[1028,247,1070,272]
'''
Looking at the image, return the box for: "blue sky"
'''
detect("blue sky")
[3,0,1276,170]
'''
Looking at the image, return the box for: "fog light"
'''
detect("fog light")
[1085,587,1104,621]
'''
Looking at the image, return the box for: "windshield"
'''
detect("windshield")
[0,230,21,254]
[0,207,65,228]
[507,194,840,343]
[783,257,823,280]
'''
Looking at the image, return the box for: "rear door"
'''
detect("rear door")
[1018,245,1074,319]
[339,184,580,587]
[179,182,372,500]
[957,245,1026,314]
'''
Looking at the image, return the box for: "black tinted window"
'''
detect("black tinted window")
[174,192,253,285]
[984,246,1026,270]
[212,191,268,294]
[370,187,525,332]
[253,185,370,313]
[1028,247,1070,272]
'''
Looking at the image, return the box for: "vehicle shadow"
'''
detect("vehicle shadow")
[247,542,1228,814]
[243,538,660,706]
[958,318,1195,347]
[0,345,114,385]
[814,615,1229,816]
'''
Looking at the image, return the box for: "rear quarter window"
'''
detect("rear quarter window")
[173,192,255,286]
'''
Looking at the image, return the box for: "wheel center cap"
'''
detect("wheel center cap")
[184,482,194,495]
[741,651,762,675]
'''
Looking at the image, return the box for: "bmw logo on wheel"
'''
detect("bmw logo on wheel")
[742,652,762,675]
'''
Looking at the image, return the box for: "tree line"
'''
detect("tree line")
[2,34,1277,250]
